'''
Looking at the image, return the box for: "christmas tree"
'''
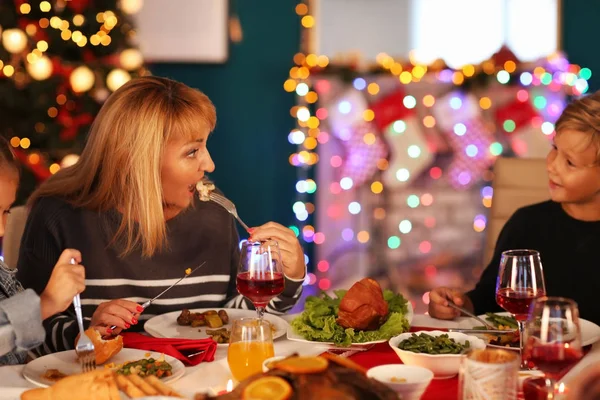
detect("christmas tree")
[0,0,147,204]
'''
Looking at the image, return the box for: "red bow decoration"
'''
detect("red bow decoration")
[11,148,52,181]
[369,88,415,131]
[57,109,93,141]
[495,98,540,135]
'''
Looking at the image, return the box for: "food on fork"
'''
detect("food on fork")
[75,328,123,364]
[337,278,390,331]
[196,180,215,201]
[185,267,192,275]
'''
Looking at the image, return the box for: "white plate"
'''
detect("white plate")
[287,302,414,347]
[458,312,600,350]
[0,388,28,400]
[22,348,185,388]
[144,308,289,346]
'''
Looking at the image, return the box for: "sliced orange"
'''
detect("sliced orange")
[272,356,329,374]
[320,352,367,374]
[242,376,292,400]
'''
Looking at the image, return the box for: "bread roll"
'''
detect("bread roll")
[21,370,120,400]
[75,328,123,365]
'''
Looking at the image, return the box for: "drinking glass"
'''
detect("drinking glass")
[523,297,583,399]
[237,239,285,320]
[227,318,275,382]
[496,249,546,367]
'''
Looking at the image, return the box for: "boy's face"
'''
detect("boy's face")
[0,172,18,238]
[546,129,600,204]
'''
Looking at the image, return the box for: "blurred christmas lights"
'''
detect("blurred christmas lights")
[287,2,590,297]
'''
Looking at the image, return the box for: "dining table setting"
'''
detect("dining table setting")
[2,248,600,400]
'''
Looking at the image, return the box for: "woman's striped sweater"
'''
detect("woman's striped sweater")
[16,196,303,356]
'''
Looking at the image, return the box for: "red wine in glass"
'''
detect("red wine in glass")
[496,288,545,321]
[524,340,583,379]
[495,249,546,368]
[237,239,285,320]
[523,297,583,399]
[236,271,284,307]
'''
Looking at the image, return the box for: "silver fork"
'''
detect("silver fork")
[447,301,495,329]
[71,258,96,373]
[209,192,251,232]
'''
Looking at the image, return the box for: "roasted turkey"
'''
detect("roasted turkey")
[194,354,397,400]
[336,278,389,331]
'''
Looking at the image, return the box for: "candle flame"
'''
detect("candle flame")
[558,382,566,393]
[226,379,234,392]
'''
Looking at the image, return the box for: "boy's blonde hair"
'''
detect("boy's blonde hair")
[28,76,217,257]
[555,91,600,163]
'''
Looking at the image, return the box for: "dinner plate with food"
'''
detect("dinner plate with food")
[287,278,414,347]
[457,312,600,350]
[22,346,185,388]
[19,367,187,400]
[144,308,289,346]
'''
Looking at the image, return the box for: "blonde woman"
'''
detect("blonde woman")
[17,77,306,354]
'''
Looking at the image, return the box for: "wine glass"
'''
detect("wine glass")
[523,297,583,399]
[237,239,285,320]
[227,317,275,382]
[496,249,546,367]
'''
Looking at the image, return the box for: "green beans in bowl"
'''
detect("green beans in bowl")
[388,331,486,379]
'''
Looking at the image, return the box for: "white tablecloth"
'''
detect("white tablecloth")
[0,314,598,399]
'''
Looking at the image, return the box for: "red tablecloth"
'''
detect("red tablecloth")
[348,326,458,400]
[347,327,589,400]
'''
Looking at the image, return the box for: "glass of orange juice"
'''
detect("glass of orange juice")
[227,318,275,382]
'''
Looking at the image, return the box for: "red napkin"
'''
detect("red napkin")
[121,332,217,366]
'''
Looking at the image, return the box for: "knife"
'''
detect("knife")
[108,261,207,331]
[448,328,517,334]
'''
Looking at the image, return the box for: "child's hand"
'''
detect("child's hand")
[40,249,86,320]
[428,287,472,320]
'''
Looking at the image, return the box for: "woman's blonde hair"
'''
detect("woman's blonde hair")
[28,76,216,257]
[555,90,600,162]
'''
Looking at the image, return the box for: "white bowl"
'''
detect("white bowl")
[388,330,486,379]
[367,364,433,400]
[262,356,287,372]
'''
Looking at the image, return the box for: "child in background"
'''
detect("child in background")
[429,91,600,325]
[0,136,85,364]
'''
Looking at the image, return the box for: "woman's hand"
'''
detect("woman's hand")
[40,249,86,320]
[248,222,306,280]
[428,287,473,320]
[90,299,143,336]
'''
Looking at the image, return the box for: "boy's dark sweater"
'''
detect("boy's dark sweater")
[467,200,600,325]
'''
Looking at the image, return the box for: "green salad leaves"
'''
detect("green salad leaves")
[290,289,411,346]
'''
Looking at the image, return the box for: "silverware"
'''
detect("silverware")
[71,258,96,372]
[448,328,517,334]
[447,301,495,330]
[209,192,251,233]
[109,261,207,331]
